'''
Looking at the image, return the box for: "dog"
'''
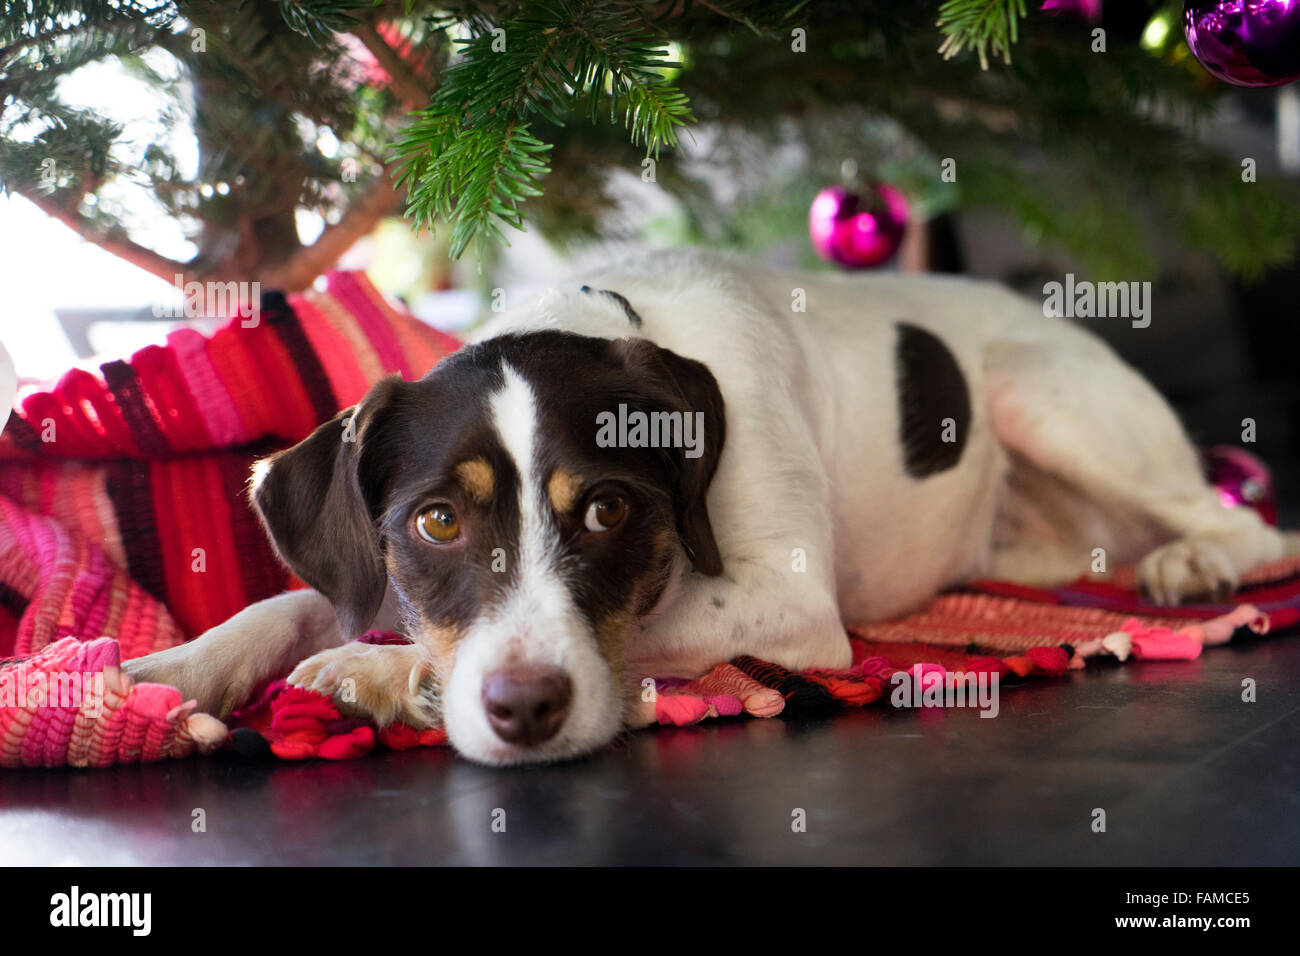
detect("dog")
[124,249,1296,765]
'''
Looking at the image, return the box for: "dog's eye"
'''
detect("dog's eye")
[415,503,461,543]
[583,495,628,532]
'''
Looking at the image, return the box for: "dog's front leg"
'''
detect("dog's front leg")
[122,589,345,718]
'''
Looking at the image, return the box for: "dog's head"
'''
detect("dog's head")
[251,330,726,764]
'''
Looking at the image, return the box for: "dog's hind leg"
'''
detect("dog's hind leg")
[985,333,1295,604]
[122,589,346,718]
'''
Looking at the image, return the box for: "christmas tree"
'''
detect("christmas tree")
[2,0,1296,288]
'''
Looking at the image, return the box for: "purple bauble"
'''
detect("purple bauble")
[1203,445,1278,526]
[1184,0,1300,88]
[809,183,909,269]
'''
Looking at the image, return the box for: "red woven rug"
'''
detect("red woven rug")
[620,555,1297,731]
[198,556,1296,762]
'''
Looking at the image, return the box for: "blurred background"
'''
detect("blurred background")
[2,0,1299,517]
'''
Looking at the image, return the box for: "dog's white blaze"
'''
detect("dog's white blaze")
[440,362,621,764]
[490,363,553,588]
[483,363,585,662]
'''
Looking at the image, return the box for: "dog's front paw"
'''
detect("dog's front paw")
[1138,537,1238,606]
[288,642,439,728]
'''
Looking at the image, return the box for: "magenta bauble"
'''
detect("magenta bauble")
[1203,445,1278,526]
[1184,0,1300,88]
[1040,0,1102,23]
[809,183,909,269]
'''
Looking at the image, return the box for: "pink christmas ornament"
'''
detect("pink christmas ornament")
[809,182,909,269]
[1041,0,1103,23]
[1203,445,1277,526]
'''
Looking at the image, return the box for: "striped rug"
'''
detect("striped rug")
[0,273,459,660]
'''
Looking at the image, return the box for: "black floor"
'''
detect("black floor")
[3,635,1298,865]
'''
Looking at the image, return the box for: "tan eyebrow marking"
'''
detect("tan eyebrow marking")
[455,458,494,503]
[547,468,584,514]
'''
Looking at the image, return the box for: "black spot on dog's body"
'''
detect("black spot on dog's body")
[894,322,970,478]
[581,286,643,328]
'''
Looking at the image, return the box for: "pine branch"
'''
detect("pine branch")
[572,24,693,153]
[276,0,365,44]
[451,123,550,259]
[390,0,694,258]
[937,0,1028,69]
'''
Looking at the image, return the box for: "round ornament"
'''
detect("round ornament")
[1184,0,1300,88]
[809,179,909,269]
[1203,445,1278,526]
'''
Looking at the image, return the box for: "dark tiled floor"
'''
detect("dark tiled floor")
[2,635,1297,865]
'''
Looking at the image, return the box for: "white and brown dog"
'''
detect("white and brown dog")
[125,250,1296,765]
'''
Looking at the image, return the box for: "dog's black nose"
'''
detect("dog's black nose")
[481,668,572,745]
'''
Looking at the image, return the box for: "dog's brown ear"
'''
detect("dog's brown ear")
[613,338,727,576]
[251,377,403,637]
